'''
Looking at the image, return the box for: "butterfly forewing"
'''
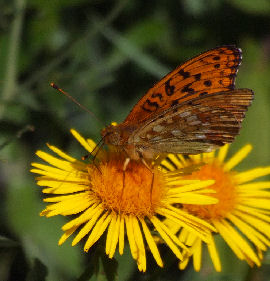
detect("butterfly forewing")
[124,46,242,124]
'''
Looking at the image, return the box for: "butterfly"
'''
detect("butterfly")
[101,46,253,162]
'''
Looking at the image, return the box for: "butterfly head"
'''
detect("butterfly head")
[101,123,122,146]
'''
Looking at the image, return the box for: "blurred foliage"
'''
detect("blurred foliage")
[1,0,270,280]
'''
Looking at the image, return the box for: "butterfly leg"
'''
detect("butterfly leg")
[120,157,130,202]
[138,152,155,206]
[82,154,102,174]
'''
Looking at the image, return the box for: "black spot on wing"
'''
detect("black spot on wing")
[171,100,179,106]
[171,99,179,112]
[181,83,195,94]
[141,99,159,112]
[178,69,191,79]
[141,105,152,113]
[151,93,163,101]
[165,79,175,96]
[229,73,235,80]
[204,80,212,87]
[194,73,201,81]
[199,91,208,97]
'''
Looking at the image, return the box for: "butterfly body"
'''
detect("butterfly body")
[101,123,154,160]
[101,46,254,161]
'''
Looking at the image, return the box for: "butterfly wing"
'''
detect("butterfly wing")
[123,46,242,125]
[130,89,253,154]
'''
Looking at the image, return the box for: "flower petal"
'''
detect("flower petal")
[217,143,229,163]
[70,129,96,153]
[140,218,163,267]
[84,213,111,252]
[234,167,270,184]
[150,216,183,260]
[207,235,221,272]
[223,144,252,171]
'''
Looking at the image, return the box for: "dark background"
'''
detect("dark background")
[1,0,270,280]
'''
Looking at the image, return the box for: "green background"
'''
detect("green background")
[1,0,270,280]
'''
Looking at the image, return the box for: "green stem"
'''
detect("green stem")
[0,0,25,118]
[21,0,127,89]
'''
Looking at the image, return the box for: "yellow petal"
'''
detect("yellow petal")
[167,180,215,192]
[207,235,221,272]
[189,154,201,162]
[84,213,111,252]
[223,144,252,171]
[234,209,270,239]
[193,239,202,272]
[234,167,270,184]
[202,151,215,163]
[179,257,189,270]
[58,226,77,245]
[150,216,183,260]
[72,207,103,246]
[125,215,138,260]
[118,216,125,255]
[214,219,260,266]
[228,213,269,250]
[70,129,95,153]
[62,203,100,230]
[140,218,163,267]
[217,144,229,163]
[106,213,116,255]
[46,143,78,162]
[238,182,270,190]
[132,217,146,272]
[108,215,121,258]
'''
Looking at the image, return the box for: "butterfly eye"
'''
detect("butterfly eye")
[108,132,121,145]
[102,127,121,145]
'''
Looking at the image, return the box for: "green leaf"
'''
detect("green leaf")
[6,174,83,281]
[0,236,19,248]
[26,258,48,281]
[115,251,136,281]
[100,25,170,78]
[77,245,100,281]
[228,0,270,14]
[101,254,118,281]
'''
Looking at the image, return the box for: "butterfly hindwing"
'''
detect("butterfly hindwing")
[131,89,253,154]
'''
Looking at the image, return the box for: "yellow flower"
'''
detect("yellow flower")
[30,129,218,272]
[162,144,270,272]
[31,130,217,271]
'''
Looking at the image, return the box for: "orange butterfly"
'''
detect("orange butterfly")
[101,46,253,162]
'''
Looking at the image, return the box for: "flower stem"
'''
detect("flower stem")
[0,0,25,118]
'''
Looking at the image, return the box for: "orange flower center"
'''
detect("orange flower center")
[88,152,165,217]
[183,161,237,220]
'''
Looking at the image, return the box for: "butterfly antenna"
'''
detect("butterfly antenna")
[82,138,106,174]
[81,136,105,161]
[50,82,103,126]
[92,140,106,162]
